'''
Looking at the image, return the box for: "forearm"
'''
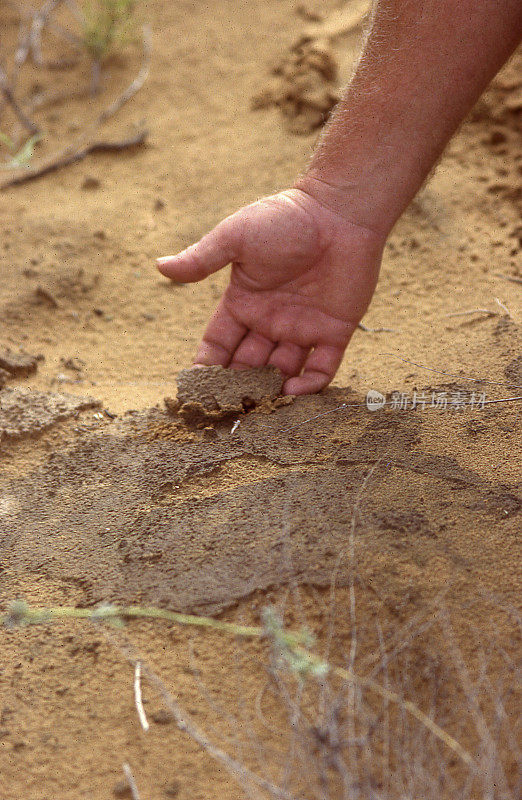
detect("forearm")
[296,0,522,235]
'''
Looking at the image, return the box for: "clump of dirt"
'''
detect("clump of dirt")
[167,365,285,421]
[0,347,40,379]
[252,38,340,134]
[0,387,100,441]
[252,0,369,133]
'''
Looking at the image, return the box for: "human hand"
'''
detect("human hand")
[157,188,385,395]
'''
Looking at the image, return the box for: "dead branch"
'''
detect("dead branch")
[494,272,522,286]
[26,85,90,113]
[30,0,66,66]
[1,24,152,189]
[0,64,40,135]
[13,18,31,82]
[0,129,148,189]
[444,308,498,318]
[0,0,79,134]
[97,24,152,126]
[358,322,400,333]
[122,763,141,800]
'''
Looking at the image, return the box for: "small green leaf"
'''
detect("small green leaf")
[8,133,41,168]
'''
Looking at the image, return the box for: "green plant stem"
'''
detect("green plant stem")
[1,600,473,766]
[2,602,263,638]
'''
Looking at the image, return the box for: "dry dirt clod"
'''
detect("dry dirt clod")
[0,388,100,441]
[82,175,101,190]
[168,365,285,421]
[252,38,339,134]
[164,781,181,798]
[61,356,86,372]
[0,348,39,378]
[112,780,132,798]
[151,709,173,725]
[35,285,59,307]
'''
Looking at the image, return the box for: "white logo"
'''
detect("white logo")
[366,389,386,411]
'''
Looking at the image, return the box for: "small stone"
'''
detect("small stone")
[151,709,173,725]
[82,176,101,190]
[35,285,59,307]
[53,373,75,384]
[12,739,27,750]
[164,780,181,797]
[112,779,131,797]
[489,129,507,145]
[61,357,85,372]
[154,198,166,211]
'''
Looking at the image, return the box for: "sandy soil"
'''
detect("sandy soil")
[0,2,521,798]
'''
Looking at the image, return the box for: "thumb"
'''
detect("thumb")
[156,216,239,283]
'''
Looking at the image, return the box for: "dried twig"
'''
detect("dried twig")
[30,0,66,66]
[12,18,31,90]
[0,16,30,125]
[1,25,152,189]
[0,65,40,135]
[0,129,148,189]
[139,656,301,800]
[96,24,152,126]
[358,322,399,333]
[443,308,498,318]
[122,763,141,800]
[107,632,301,800]
[134,661,149,732]
[494,272,522,286]
[0,0,78,133]
[495,297,517,322]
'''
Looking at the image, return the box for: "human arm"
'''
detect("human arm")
[157,0,522,395]
[296,0,522,233]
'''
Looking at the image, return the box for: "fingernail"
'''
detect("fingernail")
[156,256,172,265]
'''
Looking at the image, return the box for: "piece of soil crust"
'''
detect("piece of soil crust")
[166,365,285,421]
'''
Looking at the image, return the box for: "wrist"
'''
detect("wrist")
[294,170,398,240]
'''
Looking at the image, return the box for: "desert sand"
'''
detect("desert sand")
[0,2,520,798]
